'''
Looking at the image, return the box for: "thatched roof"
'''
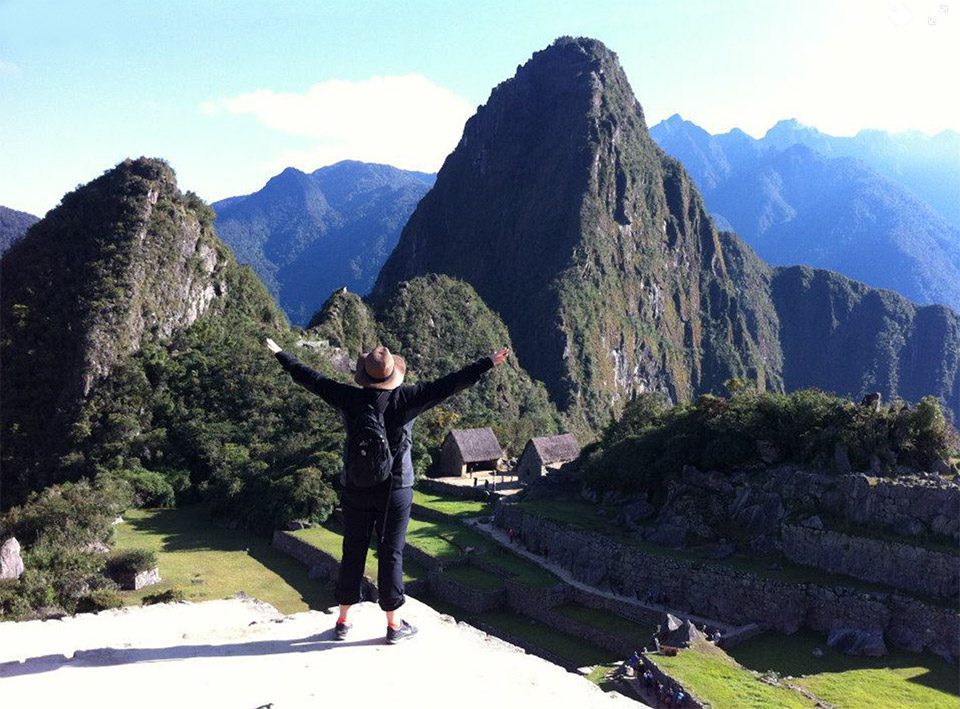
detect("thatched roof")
[525,433,580,464]
[445,427,503,462]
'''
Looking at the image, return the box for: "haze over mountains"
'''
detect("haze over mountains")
[0,206,39,254]
[650,115,960,310]
[213,161,434,325]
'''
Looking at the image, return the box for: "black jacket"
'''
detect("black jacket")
[275,351,494,488]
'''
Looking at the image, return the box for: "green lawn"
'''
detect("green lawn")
[443,564,506,591]
[730,631,960,709]
[477,545,561,588]
[477,610,620,669]
[653,640,814,708]
[291,524,427,584]
[412,489,493,519]
[405,517,490,558]
[555,603,653,644]
[112,506,334,613]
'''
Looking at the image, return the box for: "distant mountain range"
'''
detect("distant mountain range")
[0,205,39,253]
[374,37,960,427]
[212,161,434,325]
[650,115,960,310]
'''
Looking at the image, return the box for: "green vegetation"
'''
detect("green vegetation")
[106,548,157,575]
[444,564,505,591]
[0,478,132,619]
[412,489,492,519]
[554,603,652,643]
[730,631,960,709]
[478,545,561,588]
[405,517,489,559]
[653,640,814,708]
[111,506,333,613]
[311,276,563,460]
[291,524,427,584]
[477,610,618,668]
[585,387,958,495]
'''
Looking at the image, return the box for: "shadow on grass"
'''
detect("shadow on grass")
[729,630,959,696]
[123,506,335,611]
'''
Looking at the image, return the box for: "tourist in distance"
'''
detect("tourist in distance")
[267,337,509,643]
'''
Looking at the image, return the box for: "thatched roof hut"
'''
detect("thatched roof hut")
[517,433,580,484]
[437,427,503,477]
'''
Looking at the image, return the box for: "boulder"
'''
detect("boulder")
[663,618,706,648]
[664,613,683,633]
[800,515,824,530]
[114,567,162,591]
[0,537,25,580]
[827,625,887,657]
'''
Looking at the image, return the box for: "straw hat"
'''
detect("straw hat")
[354,345,406,390]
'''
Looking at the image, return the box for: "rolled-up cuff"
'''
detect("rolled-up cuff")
[378,594,406,612]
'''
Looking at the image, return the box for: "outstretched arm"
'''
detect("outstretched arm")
[398,347,509,421]
[267,338,353,410]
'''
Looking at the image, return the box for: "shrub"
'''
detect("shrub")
[109,466,176,507]
[142,588,185,605]
[76,588,123,613]
[583,389,959,494]
[107,548,157,575]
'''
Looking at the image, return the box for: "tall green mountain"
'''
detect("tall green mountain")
[374,37,781,430]
[308,275,562,451]
[650,115,960,310]
[374,37,960,426]
[772,265,960,416]
[0,205,39,253]
[213,161,435,325]
[0,158,343,524]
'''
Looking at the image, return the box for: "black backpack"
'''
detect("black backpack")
[344,392,395,488]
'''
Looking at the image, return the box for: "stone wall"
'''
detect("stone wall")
[418,478,489,502]
[427,571,506,614]
[503,580,639,657]
[836,474,960,542]
[495,506,960,662]
[781,524,959,599]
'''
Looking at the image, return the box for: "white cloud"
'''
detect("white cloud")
[201,74,474,173]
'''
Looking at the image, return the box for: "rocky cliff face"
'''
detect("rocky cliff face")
[0,158,237,503]
[374,37,780,429]
[375,37,960,426]
[772,266,960,419]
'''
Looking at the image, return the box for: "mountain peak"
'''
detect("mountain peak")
[374,38,776,428]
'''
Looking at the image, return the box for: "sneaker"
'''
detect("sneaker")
[334,621,351,640]
[386,620,418,644]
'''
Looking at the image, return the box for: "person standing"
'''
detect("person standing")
[267,337,509,643]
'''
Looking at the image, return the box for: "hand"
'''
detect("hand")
[490,347,510,366]
[265,338,282,354]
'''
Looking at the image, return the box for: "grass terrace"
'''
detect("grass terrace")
[730,630,960,709]
[555,603,654,644]
[444,564,506,591]
[291,524,428,584]
[112,506,333,613]
[412,489,493,520]
[652,640,814,708]
[404,517,490,559]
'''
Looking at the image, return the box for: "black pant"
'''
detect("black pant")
[335,482,412,612]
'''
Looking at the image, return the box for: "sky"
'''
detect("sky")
[1,0,958,216]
